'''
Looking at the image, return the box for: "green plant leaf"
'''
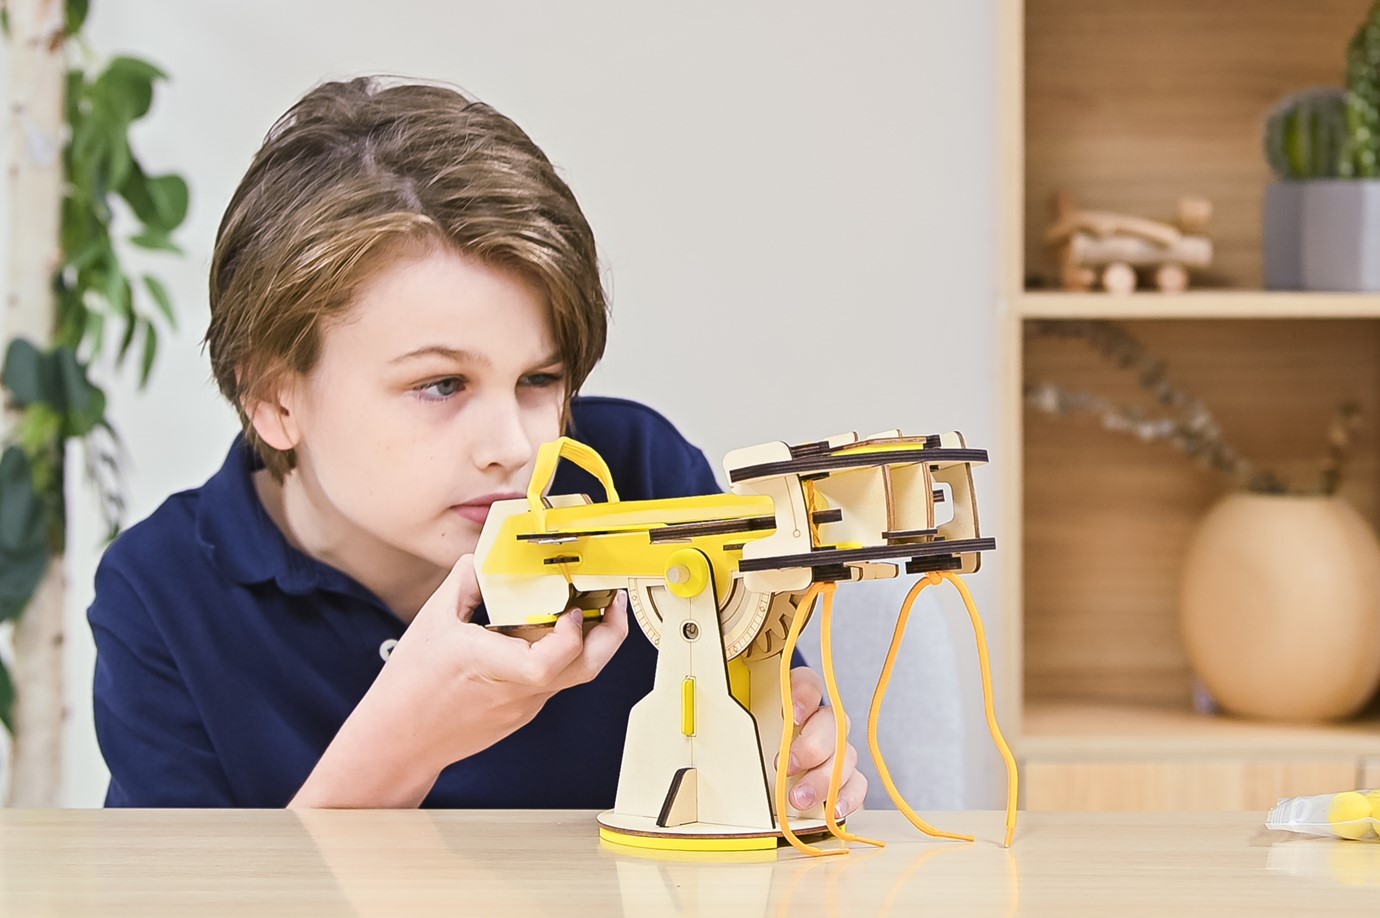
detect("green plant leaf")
[145,174,189,231]
[0,447,49,554]
[15,405,64,460]
[0,654,13,733]
[84,309,106,357]
[61,195,106,269]
[2,339,54,406]
[0,669,14,743]
[117,304,138,366]
[106,136,133,194]
[52,347,105,436]
[65,0,90,36]
[104,266,131,319]
[117,161,159,226]
[139,321,158,388]
[98,56,165,122]
[142,275,177,327]
[65,237,109,274]
[129,230,181,254]
[0,545,50,625]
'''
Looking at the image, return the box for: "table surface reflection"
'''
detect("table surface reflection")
[2,808,1376,915]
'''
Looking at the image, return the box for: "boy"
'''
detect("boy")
[89,77,865,814]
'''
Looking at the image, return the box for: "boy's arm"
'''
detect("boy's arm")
[289,556,629,809]
[89,562,237,807]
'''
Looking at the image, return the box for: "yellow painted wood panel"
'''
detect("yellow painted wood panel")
[1023,759,1362,811]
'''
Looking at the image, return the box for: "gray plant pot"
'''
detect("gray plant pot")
[1265,180,1380,291]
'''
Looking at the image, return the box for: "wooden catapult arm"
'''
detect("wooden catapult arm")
[474,429,1017,855]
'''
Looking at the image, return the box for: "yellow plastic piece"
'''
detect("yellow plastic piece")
[665,549,711,598]
[599,827,777,852]
[682,677,696,737]
[1329,791,1377,839]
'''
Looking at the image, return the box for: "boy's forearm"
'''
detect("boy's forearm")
[288,685,445,809]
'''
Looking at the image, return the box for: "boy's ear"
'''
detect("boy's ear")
[244,380,303,452]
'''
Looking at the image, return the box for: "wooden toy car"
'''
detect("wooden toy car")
[1045,189,1214,293]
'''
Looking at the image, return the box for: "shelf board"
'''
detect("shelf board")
[1020,700,1380,760]
[1016,290,1380,320]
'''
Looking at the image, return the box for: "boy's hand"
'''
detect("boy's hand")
[291,553,627,808]
[777,667,868,819]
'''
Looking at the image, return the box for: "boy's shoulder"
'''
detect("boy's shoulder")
[565,395,721,500]
[568,395,684,439]
[97,438,260,592]
[99,485,205,580]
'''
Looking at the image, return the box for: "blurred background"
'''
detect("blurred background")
[0,1,1006,807]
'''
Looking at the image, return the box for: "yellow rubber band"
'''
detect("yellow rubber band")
[867,573,974,842]
[939,570,1019,847]
[777,584,846,857]
[820,584,885,849]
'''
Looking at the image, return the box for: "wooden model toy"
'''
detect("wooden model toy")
[474,430,1018,856]
[1045,189,1214,294]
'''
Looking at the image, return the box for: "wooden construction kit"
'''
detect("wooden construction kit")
[474,429,1017,856]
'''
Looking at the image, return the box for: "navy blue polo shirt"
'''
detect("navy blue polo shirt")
[90,396,730,808]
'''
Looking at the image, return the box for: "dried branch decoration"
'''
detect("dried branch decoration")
[1023,320,1359,496]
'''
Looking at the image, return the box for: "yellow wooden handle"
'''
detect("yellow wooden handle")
[526,437,620,525]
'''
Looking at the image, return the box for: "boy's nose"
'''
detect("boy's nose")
[470,396,536,472]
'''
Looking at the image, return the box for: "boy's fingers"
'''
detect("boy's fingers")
[564,591,629,684]
[789,666,824,725]
[791,742,860,814]
[832,769,869,819]
[448,555,484,623]
[790,703,840,772]
[515,608,587,683]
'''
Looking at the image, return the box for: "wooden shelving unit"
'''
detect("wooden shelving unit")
[1019,291,1380,320]
[1000,0,1380,811]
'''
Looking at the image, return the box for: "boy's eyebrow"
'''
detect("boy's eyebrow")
[391,345,489,366]
[389,346,563,368]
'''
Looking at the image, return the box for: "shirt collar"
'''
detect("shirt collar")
[194,435,382,603]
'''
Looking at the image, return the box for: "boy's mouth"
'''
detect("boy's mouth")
[453,492,524,525]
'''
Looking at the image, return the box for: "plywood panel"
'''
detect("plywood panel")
[1022,319,1380,707]
[1024,758,1362,811]
[1024,0,1373,289]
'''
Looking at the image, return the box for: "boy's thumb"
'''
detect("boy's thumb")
[430,553,483,623]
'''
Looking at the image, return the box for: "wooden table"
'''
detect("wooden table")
[2,808,1376,915]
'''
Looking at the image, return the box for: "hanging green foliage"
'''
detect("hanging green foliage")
[0,0,187,731]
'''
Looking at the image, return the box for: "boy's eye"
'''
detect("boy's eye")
[523,372,565,388]
[416,377,464,400]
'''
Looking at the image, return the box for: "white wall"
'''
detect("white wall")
[23,1,1002,807]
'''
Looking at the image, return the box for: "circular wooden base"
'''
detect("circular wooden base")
[596,811,834,852]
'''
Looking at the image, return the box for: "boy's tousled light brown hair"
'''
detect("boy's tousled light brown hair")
[205,76,608,478]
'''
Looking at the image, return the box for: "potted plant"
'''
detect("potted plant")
[1025,320,1380,723]
[1263,1,1380,290]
